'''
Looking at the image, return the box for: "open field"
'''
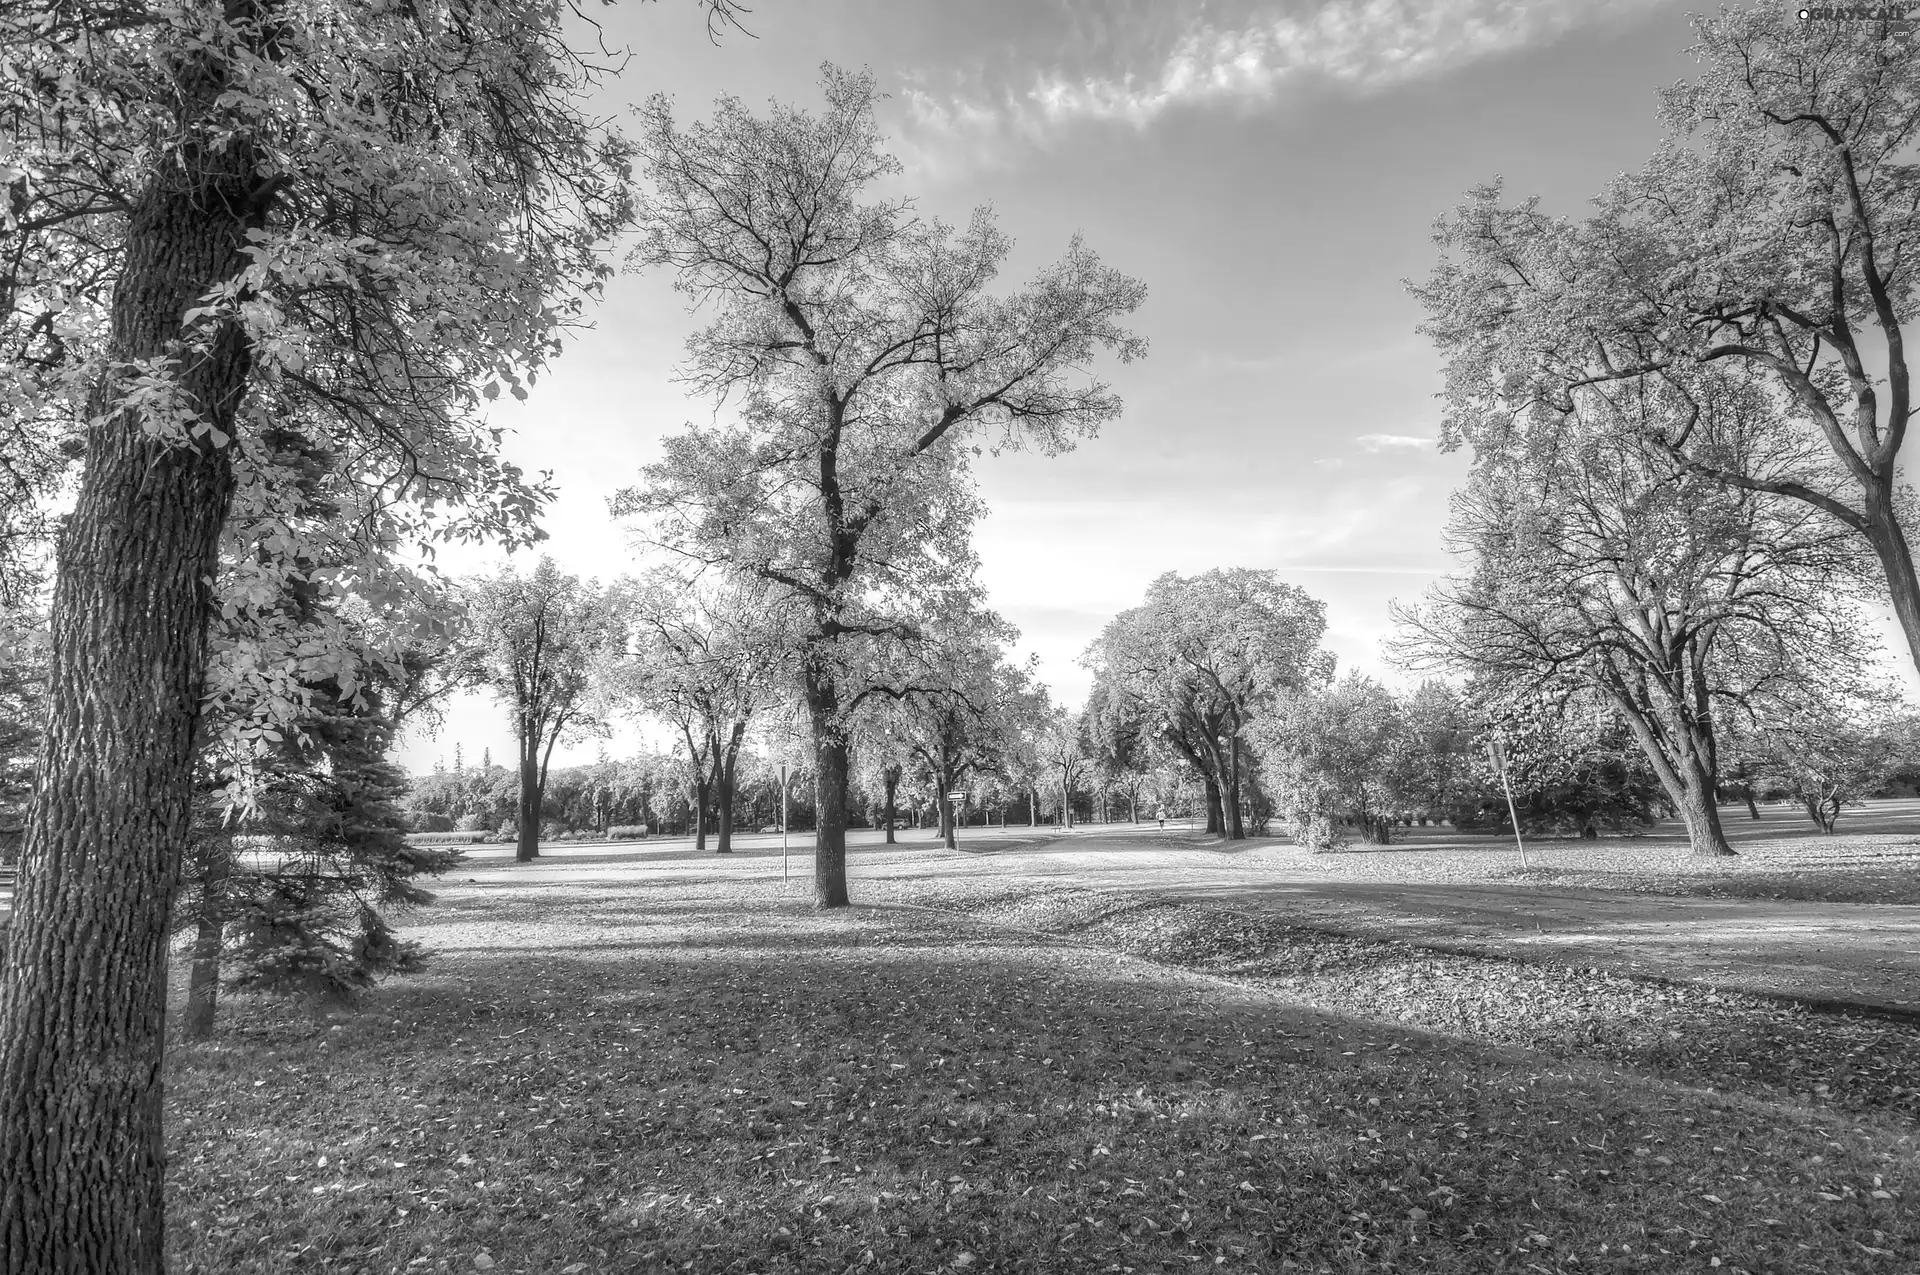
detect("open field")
[161,813,1920,1273]
[416,804,1920,1014]
[168,873,1917,1275]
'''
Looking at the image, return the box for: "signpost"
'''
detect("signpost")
[946,790,966,837]
[777,761,793,880]
[1487,737,1529,869]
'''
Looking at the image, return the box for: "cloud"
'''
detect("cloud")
[895,0,1662,168]
[1355,432,1433,452]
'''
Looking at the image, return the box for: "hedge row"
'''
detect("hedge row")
[403,830,492,845]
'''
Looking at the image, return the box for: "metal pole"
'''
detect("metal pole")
[1491,738,1529,869]
[781,783,789,880]
[1500,770,1529,869]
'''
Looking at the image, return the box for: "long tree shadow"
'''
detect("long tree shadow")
[166,908,1920,1274]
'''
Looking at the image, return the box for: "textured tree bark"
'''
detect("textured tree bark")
[691,776,710,851]
[811,737,851,907]
[1203,777,1223,835]
[1671,763,1736,857]
[713,769,734,852]
[0,132,257,1273]
[1864,487,1920,684]
[714,722,744,854]
[1209,735,1245,841]
[882,767,900,844]
[805,671,851,908]
[516,748,542,863]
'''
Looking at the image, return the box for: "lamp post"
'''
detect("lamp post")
[777,760,792,880]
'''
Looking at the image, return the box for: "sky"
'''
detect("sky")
[394,0,1730,775]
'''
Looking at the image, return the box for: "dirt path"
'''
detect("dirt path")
[895,827,1920,1015]
[417,823,1920,1012]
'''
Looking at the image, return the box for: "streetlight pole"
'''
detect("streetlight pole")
[777,760,792,880]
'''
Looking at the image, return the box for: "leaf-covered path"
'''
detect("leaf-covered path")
[436,814,1920,1016]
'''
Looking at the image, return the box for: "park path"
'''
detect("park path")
[870,826,1920,1016]
[12,818,1907,1014]
[433,823,1920,1012]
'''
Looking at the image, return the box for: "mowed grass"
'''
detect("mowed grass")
[165,878,1919,1274]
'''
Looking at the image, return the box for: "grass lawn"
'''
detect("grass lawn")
[166,875,1918,1274]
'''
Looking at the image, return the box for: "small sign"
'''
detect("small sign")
[1486,737,1508,776]
[946,791,966,802]
[776,761,792,785]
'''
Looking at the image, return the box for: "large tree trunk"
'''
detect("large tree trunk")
[1671,764,1736,857]
[0,125,259,1272]
[182,839,235,1042]
[714,758,736,854]
[1029,787,1038,827]
[516,745,541,863]
[1203,777,1224,835]
[805,671,851,908]
[1864,491,1920,684]
[1603,657,1735,859]
[1210,735,1245,841]
[692,777,711,851]
[942,784,957,851]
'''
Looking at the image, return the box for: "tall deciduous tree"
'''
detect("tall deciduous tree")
[862,622,1047,850]
[466,558,622,864]
[620,68,1145,906]
[1037,708,1090,830]
[1251,673,1408,846]
[1399,382,1870,857]
[1463,677,1668,838]
[0,2,740,1266]
[626,570,788,853]
[1082,675,1150,825]
[1414,8,1920,676]
[1084,570,1331,840]
[1744,684,1908,834]
[1399,679,1472,818]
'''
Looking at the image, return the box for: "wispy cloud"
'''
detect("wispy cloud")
[896,0,1661,169]
[1355,432,1433,452]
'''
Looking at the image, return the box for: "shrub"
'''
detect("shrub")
[456,811,491,833]
[1285,810,1342,852]
[403,830,490,845]
[607,824,649,841]
[409,812,455,833]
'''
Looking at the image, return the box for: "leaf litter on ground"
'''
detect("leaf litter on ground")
[163,873,1918,1274]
